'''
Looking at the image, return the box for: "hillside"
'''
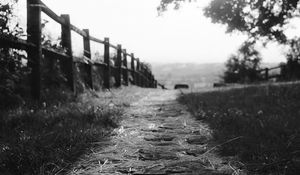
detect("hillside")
[151,62,280,89]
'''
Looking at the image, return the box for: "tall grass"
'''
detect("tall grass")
[0,91,122,175]
[178,83,300,174]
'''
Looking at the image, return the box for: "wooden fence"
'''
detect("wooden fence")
[0,0,158,99]
[258,66,282,80]
[258,59,300,81]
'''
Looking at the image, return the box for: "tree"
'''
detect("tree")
[223,41,262,83]
[280,38,300,80]
[204,0,300,43]
[157,0,187,14]
[159,0,300,43]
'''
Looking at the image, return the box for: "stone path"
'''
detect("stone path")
[69,90,235,175]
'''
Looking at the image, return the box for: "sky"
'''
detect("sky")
[15,0,295,64]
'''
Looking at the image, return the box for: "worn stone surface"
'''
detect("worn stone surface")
[68,90,237,175]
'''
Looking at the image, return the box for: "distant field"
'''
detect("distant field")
[151,62,280,90]
[178,82,300,174]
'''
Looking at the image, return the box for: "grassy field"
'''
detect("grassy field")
[0,87,150,175]
[178,83,300,174]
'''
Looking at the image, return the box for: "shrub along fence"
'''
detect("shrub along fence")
[0,0,157,100]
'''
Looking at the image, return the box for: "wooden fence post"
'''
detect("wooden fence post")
[61,14,75,92]
[141,62,144,87]
[123,49,129,86]
[265,68,269,80]
[27,0,42,99]
[131,53,135,85]
[115,44,122,87]
[140,62,144,87]
[83,29,93,89]
[149,74,153,88]
[146,70,150,88]
[141,64,145,87]
[149,73,153,88]
[136,58,140,87]
[104,37,110,89]
[144,66,147,87]
[151,74,155,88]
[147,71,151,88]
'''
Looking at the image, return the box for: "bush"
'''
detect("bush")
[223,41,262,83]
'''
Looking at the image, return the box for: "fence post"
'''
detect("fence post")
[61,14,75,92]
[104,37,110,89]
[123,49,129,86]
[27,0,42,100]
[115,44,122,87]
[147,71,151,88]
[265,68,269,80]
[151,74,155,88]
[131,53,135,85]
[149,74,153,88]
[143,64,148,87]
[83,29,93,89]
[141,62,144,87]
[146,69,150,88]
[136,58,140,87]
[141,64,145,87]
[150,72,154,88]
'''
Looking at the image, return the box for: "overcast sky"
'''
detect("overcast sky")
[16,0,296,64]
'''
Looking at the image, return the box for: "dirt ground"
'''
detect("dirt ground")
[68,89,240,175]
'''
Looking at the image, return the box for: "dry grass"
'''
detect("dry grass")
[178,83,300,174]
[0,86,151,175]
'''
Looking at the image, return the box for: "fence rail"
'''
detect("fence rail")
[258,59,300,81]
[258,66,282,81]
[0,0,157,99]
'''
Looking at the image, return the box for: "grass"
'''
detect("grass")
[0,86,149,175]
[178,83,300,174]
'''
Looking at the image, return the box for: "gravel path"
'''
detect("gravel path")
[69,90,235,175]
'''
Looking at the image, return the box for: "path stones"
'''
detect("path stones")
[137,149,178,161]
[157,112,179,118]
[149,141,178,147]
[144,135,175,142]
[68,90,237,175]
[141,128,165,133]
[184,148,207,156]
[159,123,183,130]
[186,135,208,145]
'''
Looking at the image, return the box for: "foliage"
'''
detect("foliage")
[286,37,300,61]
[159,0,300,43]
[178,83,300,174]
[204,0,300,43]
[157,0,187,14]
[223,41,262,83]
[0,0,22,36]
[0,1,70,108]
[279,38,300,80]
[41,19,67,89]
[142,62,152,72]
[0,0,29,109]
